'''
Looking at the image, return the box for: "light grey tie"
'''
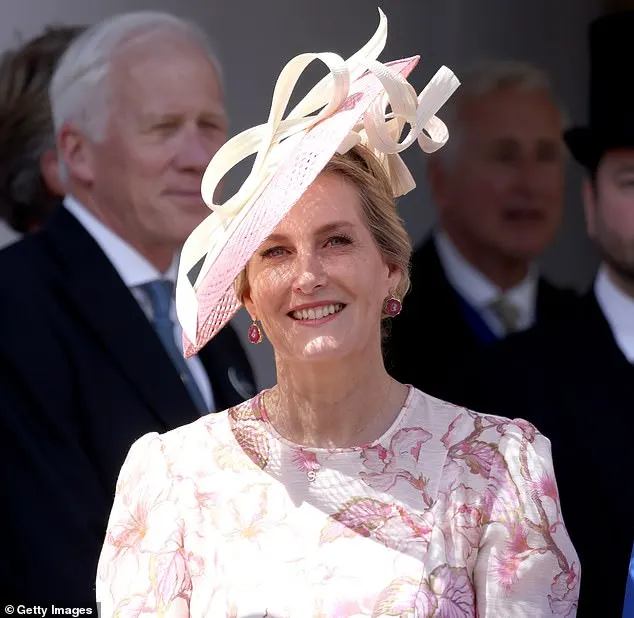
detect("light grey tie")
[489,295,521,336]
[140,279,209,415]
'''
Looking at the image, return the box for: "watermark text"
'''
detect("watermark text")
[4,606,94,617]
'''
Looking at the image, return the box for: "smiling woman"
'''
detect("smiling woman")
[243,168,401,371]
[233,145,412,341]
[96,9,580,617]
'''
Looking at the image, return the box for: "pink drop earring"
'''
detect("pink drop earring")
[247,319,264,344]
[383,294,402,317]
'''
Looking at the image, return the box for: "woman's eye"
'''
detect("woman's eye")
[326,235,353,247]
[259,235,352,258]
[260,246,287,258]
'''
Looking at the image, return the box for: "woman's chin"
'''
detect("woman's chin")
[290,335,352,362]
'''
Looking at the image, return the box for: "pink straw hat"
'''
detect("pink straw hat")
[176,8,460,358]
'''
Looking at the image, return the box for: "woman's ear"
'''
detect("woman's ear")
[241,278,256,320]
[386,262,403,296]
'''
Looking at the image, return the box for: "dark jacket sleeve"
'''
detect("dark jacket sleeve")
[0,296,105,607]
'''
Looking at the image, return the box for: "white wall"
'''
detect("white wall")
[0,0,603,389]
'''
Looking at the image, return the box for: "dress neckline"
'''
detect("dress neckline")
[253,385,416,454]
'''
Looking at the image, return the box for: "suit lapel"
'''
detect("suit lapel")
[416,237,481,348]
[42,208,200,429]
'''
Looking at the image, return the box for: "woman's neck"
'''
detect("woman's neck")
[266,352,409,448]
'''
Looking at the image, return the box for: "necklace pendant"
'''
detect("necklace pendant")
[307,464,320,482]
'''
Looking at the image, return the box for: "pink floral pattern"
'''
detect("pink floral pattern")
[96,388,580,616]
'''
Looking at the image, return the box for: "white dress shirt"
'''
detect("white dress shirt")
[434,230,538,338]
[64,195,214,410]
[594,265,634,363]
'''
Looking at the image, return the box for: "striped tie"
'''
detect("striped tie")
[139,279,208,415]
[489,295,521,336]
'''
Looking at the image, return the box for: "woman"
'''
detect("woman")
[96,11,579,617]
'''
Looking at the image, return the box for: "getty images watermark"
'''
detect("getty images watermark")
[3,605,101,617]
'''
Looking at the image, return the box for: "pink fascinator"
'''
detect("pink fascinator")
[176,8,460,358]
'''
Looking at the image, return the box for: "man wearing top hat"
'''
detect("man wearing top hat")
[442,11,634,616]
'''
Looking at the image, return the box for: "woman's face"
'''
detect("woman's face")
[243,172,401,363]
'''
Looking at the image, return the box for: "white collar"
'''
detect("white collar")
[63,195,178,287]
[434,229,538,322]
[594,264,634,362]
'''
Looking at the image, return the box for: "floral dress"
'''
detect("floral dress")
[96,387,579,617]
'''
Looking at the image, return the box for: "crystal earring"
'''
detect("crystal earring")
[247,319,263,344]
[383,294,402,317]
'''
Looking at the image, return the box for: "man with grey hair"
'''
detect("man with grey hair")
[0,11,255,606]
[439,14,634,615]
[384,59,577,398]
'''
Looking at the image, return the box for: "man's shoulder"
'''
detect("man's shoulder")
[497,288,590,356]
[537,277,580,318]
[476,320,563,369]
[401,235,453,313]
[0,233,53,298]
[0,239,67,354]
[0,229,89,343]
[0,232,39,268]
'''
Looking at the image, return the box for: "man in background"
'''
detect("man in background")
[384,60,577,399]
[0,11,255,605]
[446,13,634,615]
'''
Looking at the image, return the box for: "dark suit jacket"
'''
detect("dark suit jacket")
[0,207,256,606]
[384,236,579,400]
[445,292,633,617]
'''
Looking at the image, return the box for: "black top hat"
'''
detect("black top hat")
[564,11,634,169]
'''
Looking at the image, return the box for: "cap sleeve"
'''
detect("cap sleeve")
[474,420,580,616]
[96,432,191,617]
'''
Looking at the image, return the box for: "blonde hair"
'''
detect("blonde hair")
[234,144,412,322]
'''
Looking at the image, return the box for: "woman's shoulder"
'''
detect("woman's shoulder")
[407,388,556,511]
[123,394,263,469]
[409,386,548,451]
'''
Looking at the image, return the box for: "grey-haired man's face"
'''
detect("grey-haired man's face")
[80,35,227,263]
[431,86,565,265]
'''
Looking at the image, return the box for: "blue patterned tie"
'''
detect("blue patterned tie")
[140,280,208,415]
